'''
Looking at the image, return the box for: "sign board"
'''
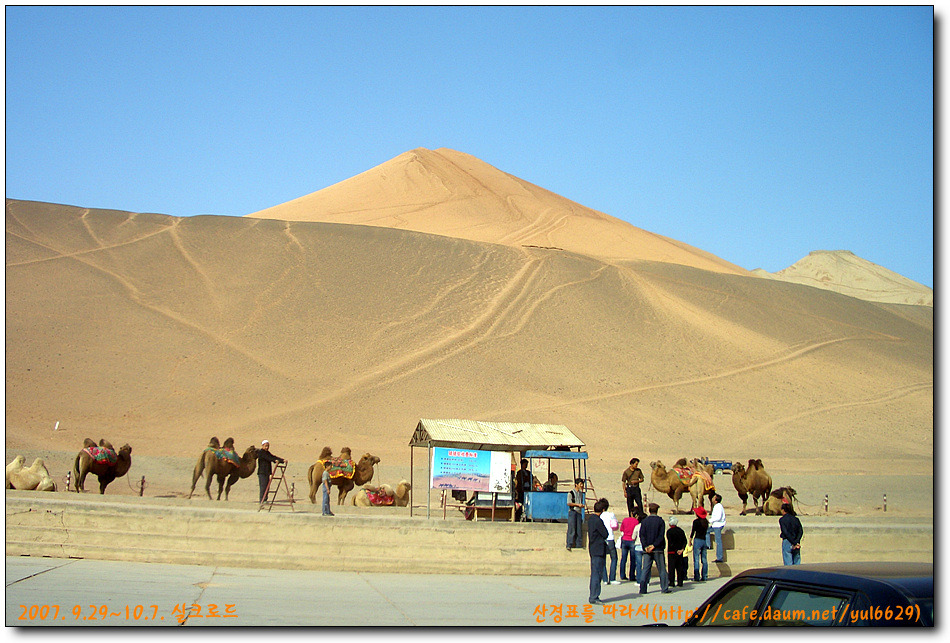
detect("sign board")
[430,447,512,492]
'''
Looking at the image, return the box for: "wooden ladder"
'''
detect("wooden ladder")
[258,461,295,512]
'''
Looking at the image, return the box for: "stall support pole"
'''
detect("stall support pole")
[426,442,432,520]
[410,446,414,517]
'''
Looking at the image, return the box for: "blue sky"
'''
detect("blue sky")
[5,6,934,287]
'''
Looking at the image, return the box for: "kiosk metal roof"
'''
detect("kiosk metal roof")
[409,418,585,452]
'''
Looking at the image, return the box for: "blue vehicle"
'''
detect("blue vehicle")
[698,457,733,474]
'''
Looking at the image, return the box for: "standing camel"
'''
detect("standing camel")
[308,451,380,505]
[73,439,133,494]
[731,459,773,515]
[650,460,709,514]
[189,437,258,500]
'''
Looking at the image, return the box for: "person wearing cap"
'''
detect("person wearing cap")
[690,506,710,581]
[666,516,688,587]
[256,440,286,503]
[638,503,670,594]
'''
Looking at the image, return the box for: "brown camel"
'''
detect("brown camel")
[353,480,411,507]
[650,459,710,514]
[731,459,773,515]
[308,451,380,505]
[764,486,797,515]
[73,439,132,493]
[189,437,257,500]
[7,456,57,491]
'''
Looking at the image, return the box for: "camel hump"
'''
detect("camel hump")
[674,457,688,467]
[83,438,97,449]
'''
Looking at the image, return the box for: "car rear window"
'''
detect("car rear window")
[693,582,768,626]
[758,588,848,626]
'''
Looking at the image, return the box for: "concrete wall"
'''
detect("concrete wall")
[5,492,932,577]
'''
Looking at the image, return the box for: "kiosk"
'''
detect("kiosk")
[522,450,588,522]
[408,418,587,520]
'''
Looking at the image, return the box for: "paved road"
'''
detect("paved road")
[6,555,730,627]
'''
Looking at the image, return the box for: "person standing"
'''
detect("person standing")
[690,506,710,581]
[621,458,645,517]
[321,461,335,517]
[631,514,644,584]
[514,458,532,521]
[587,499,610,605]
[666,517,688,588]
[707,494,726,562]
[779,502,803,565]
[256,440,286,503]
[618,512,639,582]
[638,503,670,594]
[599,499,621,585]
[566,478,585,550]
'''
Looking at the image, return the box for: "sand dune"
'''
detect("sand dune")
[6,198,932,483]
[247,147,749,276]
[753,250,933,307]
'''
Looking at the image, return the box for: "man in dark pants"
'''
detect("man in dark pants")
[780,502,803,565]
[256,440,286,503]
[587,498,610,605]
[638,502,671,594]
[621,458,644,517]
[566,478,585,550]
[514,458,532,521]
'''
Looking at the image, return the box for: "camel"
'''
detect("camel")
[764,486,797,515]
[6,455,26,488]
[73,439,132,493]
[307,451,380,505]
[353,480,411,507]
[650,459,711,514]
[731,459,773,515]
[189,437,257,500]
[7,456,57,491]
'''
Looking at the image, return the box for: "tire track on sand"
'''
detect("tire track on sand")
[497,335,903,416]
[236,255,547,427]
[748,381,933,437]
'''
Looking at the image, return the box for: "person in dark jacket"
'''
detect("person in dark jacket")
[587,498,610,604]
[256,440,286,502]
[666,517,688,587]
[638,502,670,594]
[779,502,803,565]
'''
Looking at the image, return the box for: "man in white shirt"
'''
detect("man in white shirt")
[599,500,621,584]
[707,494,726,562]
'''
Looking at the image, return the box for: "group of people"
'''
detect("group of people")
[255,441,336,516]
[572,456,803,604]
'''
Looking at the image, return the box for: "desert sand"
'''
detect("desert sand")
[5,148,933,521]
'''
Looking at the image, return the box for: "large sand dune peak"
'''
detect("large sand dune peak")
[247,147,749,275]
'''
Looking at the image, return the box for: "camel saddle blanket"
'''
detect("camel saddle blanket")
[319,458,355,479]
[212,448,241,468]
[365,489,395,506]
[83,446,117,466]
[673,467,715,491]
